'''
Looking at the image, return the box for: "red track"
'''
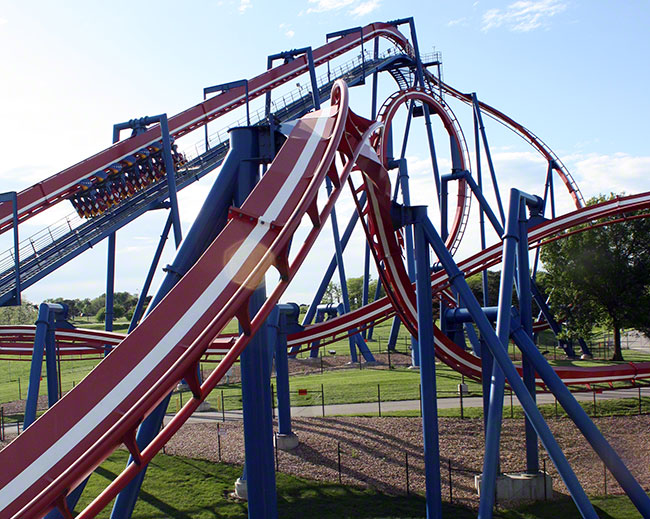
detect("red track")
[288,191,650,386]
[0,80,385,519]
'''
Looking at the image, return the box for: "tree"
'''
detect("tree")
[322,282,342,305]
[541,194,650,361]
[0,301,38,324]
[466,270,503,307]
[321,277,385,310]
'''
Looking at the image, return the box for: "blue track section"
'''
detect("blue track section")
[0,54,415,307]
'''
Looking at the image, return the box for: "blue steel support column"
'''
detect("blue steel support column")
[396,159,419,366]
[240,285,277,518]
[472,95,505,224]
[412,206,443,519]
[324,178,374,362]
[480,336,492,432]
[472,94,490,308]
[548,162,557,219]
[273,304,302,445]
[276,312,293,436]
[531,163,554,286]
[105,232,115,334]
[110,127,253,519]
[415,211,597,519]
[409,18,442,202]
[366,277,383,341]
[44,311,59,407]
[387,314,401,350]
[362,35,381,332]
[510,313,650,517]
[128,213,173,332]
[516,198,539,474]
[159,115,182,247]
[24,305,49,429]
[235,126,276,518]
[479,190,522,517]
[25,303,66,429]
[362,244,371,341]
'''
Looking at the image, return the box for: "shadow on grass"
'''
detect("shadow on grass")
[94,465,194,519]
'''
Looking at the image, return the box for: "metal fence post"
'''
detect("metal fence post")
[405,452,410,496]
[377,384,381,417]
[337,441,342,483]
[217,422,222,461]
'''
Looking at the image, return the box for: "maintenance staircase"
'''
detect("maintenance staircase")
[0,51,419,306]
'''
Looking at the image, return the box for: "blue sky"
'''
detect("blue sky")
[0,0,649,306]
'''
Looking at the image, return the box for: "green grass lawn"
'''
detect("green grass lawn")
[76,450,451,519]
[1,315,649,421]
[74,450,644,519]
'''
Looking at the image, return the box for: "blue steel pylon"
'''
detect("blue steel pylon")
[399,192,650,518]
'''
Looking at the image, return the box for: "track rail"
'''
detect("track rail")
[0,325,235,359]
[375,87,471,255]
[0,81,388,519]
[427,75,585,208]
[288,192,650,385]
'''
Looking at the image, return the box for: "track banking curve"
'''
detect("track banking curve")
[0,81,382,519]
[427,75,585,209]
[288,191,650,386]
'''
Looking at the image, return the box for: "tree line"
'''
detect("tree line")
[0,292,151,325]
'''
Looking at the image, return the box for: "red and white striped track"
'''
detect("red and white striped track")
[374,88,471,256]
[429,76,584,209]
[0,325,121,357]
[0,81,377,518]
[0,326,234,359]
[288,191,650,386]
[5,195,649,388]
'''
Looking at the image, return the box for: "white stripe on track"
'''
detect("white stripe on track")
[0,111,333,511]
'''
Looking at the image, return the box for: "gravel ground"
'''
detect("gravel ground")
[161,414,650,510]
[2,412,648,510]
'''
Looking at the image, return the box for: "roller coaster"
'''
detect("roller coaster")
[0,17,649,519]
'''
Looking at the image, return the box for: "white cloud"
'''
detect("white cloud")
[482,0,567,32]
[307,0,381,17]
[279,23,295,38]
[238,0,251,14]
[447,17,468,27]
[0,17,7,26]
[350,0,380,17]
[564,152,650,199]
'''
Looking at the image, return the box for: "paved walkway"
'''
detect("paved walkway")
[164,386,650,424]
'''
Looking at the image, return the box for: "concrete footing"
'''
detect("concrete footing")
[475,472,553,502]
[234,477,247,500]
[276,432,299,450]
[196,400,211,412]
